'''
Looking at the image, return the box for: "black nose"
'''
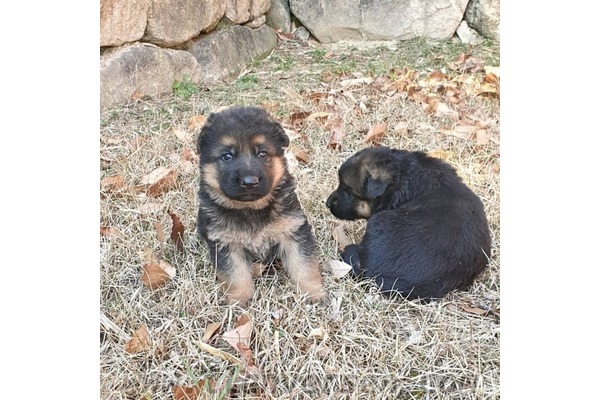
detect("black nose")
[326,194,337,209]
[240,175,260,189]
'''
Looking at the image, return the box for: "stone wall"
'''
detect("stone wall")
[100,0,499,110]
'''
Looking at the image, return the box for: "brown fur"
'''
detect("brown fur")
[197,106,326,306]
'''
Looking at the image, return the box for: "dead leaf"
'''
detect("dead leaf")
[135,167,177,197]
[434,102,458,117]
[393,121,409,136]
[100,226,121,237]
[288,143,310,164]
[327,116,346,150]
[340,77,374,88]
[101,175,126,193]
[203,321,222,343]
[363,122,388,144]
[326,259,353,279]
[173,380,211,400]
[332,222,353,251]
[172,127,194,143]
[429,70,447,81]
[448,53,485,73]
[188,115,207,130]
[460,304,490,316]
[222,314,253,349]
[306,111,331,123]
[283,127,301,141]
[168,211,185,252]
[141,260,176,289]
[125,324,151,354]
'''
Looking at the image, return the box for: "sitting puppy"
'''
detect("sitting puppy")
[196,106,325,306]
[326,147,491,300]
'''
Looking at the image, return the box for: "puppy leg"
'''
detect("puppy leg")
[341,244,363,277]
[278,224,326,303]
[214,243,255,306]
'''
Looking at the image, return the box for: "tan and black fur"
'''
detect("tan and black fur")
[197,106,325,306]
[326,147,491,301]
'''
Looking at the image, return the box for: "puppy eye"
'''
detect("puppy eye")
[257,150,268,158]
[221,152,233,161]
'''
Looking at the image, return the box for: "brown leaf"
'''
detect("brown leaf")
[188,115,207,130]
[172,127,194,143]
[288,143,310,164]
[100,226,121,238]
[135,167,177,197]
[393,121,409,136]
[332,222,353,251]
[475,129,489,146]
[125,324,151,354]
[327,116,346,150]
[169,211,185,251]
[181,147,199,163]
[363,122,388,144]
[141,260,176,289]
[101,175,126,193]
[173,380,209,400]
[202,321,222,343]
[460,304,490,316]
[428,149,454,161]
[429,70,447,81]
[222,313,253,350]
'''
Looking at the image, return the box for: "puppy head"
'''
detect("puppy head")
[198,106,290,209]
[326,148,393,220]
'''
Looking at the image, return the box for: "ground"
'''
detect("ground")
[100,36,500,399]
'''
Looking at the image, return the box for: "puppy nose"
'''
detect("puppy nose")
[240,175,260,189]
[326,194,337,209]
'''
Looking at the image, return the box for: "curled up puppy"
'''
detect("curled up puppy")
[326,147,491,301]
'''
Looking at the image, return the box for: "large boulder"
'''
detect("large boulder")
[142,0,226,47]
[100,43,201,110]
[464,0,500,41]
[265,0,292,33]
[225,0,271,24]
[100,0,151,47]
[184,24,277,84]
[289,0,469,43]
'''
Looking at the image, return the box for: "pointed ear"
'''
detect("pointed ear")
[366,175,389,198]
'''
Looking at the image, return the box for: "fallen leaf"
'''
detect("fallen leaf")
[332,222,353,251]
[172,127,194,143]
[173,381,209,400]
[429,70,447,81]
[168,211,185,252]
[306,111,331,123]
[181,147,199,163]
[288,143,310,164]
[188,115,207,130]
[434,102,458,117]
[484,65,500,77]
[327,116,346,150]
[363,122,388,144]
[202,321,222,343]
[125,324,151,354]
[141,260,176,289]
[393,121,409,136]
[460,304,490,316]
[135,167,177,197]
[100,226,121,237]
[283,127,301,141]
[101,175,126,193]
[222,314,253,349]
[326,259,353,279]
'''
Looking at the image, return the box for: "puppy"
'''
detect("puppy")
[196,106,325,306]
[326,147,491,301]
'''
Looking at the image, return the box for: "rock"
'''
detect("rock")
[456,20,483,45]
[100,0,151,47]
[266,0,292,33]
[142,0,226,47]
[100,43,201,110]
[464,0,500,41]
[245,15,267,28]
[289,0,469,43]
[184,24,277,84]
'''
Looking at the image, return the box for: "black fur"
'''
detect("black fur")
[326,147,491,300]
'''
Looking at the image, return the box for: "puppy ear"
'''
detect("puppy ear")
[366,176,388,198]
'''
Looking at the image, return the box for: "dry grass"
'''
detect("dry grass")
[100,37,500,399]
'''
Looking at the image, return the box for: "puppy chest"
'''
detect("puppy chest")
[207,214,305,254]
